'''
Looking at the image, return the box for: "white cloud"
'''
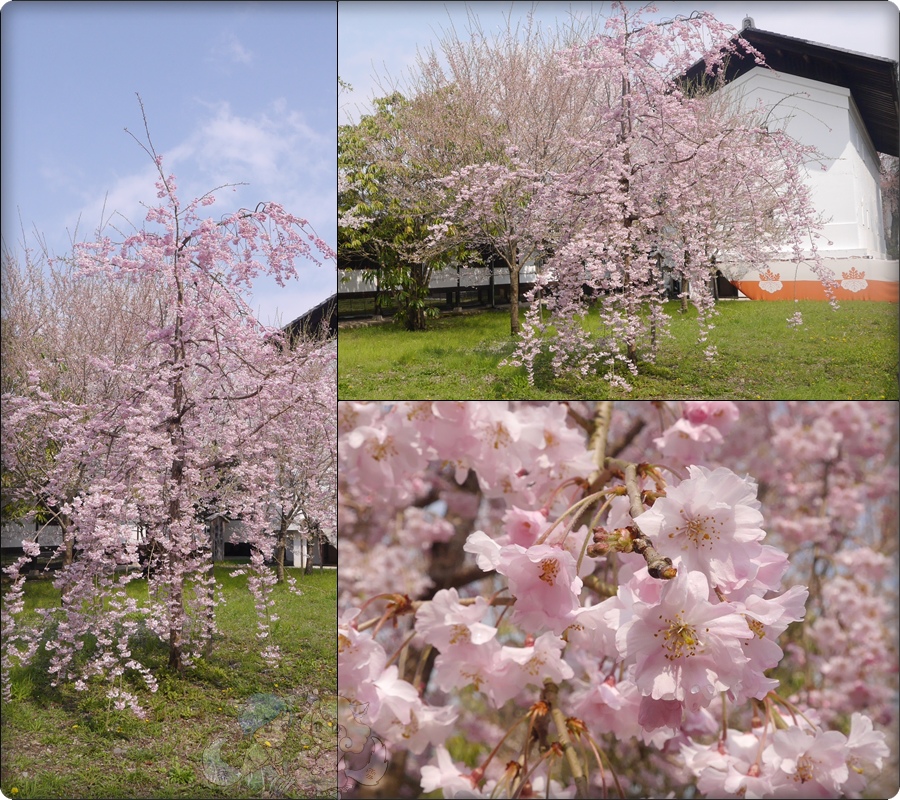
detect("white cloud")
[181,101,334,241]
[210,31,254,66]
[66,164,162,242]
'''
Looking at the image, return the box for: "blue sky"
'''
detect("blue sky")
[339,1,900,124]
[2,0,337,328]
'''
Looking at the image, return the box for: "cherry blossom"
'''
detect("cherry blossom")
[501,506,550,548]
[482,3,840,389]
[616,569,753,716]
[420,746,483,798]
[765,727,851,798]
[464,533,583,635]
[496,632,575,703]
[337,400,897,799]
[414,588,498,651]
[432,636,506,703]
[634,465,768,591]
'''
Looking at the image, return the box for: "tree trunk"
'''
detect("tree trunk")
[167,263,187,674]
[622,266,638,364]
[61,513,73,567]
[509,266,521,335]
[508,240,521,336]
[405,305,425,331]
[203,551,216,659]
[404,264,428,331]
[681,250,690,313]
[275,516,288,584]
[210,516,225,563]
[304,538,314,575]
[167,546,185,672]
[167,458,185,674]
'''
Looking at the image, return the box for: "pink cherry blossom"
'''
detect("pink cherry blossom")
[653,403,739,465]
[569,675,644,742]
[338,610,388,715]
[765,727,850,797]
[501,506,549,548]
[336,399,897,798]
[634,465,767,591]
[420,746,484,798]
[432,637,507,703]
[494,632,574,705]
[617,569,752,715]
[653,417,725,464]
[369,679,458,755]
[2,147,335,711]
[682,728,776,799]
[464,532,582,634]
[414,588,498,651]
[683,401,740,431]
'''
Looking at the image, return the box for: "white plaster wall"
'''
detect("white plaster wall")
[720,67,887,259]
[0,520,48,548]
[1,521,143,549]
[293,534,306,568]
[339,270,380,293]
[430,263,539,288]
[338,262,540,292]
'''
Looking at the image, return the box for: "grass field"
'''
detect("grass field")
[0,566,337,799]
[337,300,898,399]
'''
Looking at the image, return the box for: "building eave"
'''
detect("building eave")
[684,27,899,157]
[283,294,337,340]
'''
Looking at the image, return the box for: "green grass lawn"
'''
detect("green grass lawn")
[1,566,337,799]
[337,300,899,399]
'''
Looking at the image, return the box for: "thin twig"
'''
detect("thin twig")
[543,681,589,799]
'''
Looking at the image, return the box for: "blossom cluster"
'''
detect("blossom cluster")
[338,401,897,799]
[681,712,889,799]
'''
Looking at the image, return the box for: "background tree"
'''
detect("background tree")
[880,153,899,259]
[339,93,430,331]
[343,4,843,387]
[264,347,336,584]
[347,9,608,336]
[339,92,471,331]
[416,9,614,335]
[1,242,164,566]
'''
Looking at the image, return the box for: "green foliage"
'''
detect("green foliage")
[167,760,195,785]
[339,93,477,331]
[446,733,488,767]
[338,301,899,399]
[9,673,36,703]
